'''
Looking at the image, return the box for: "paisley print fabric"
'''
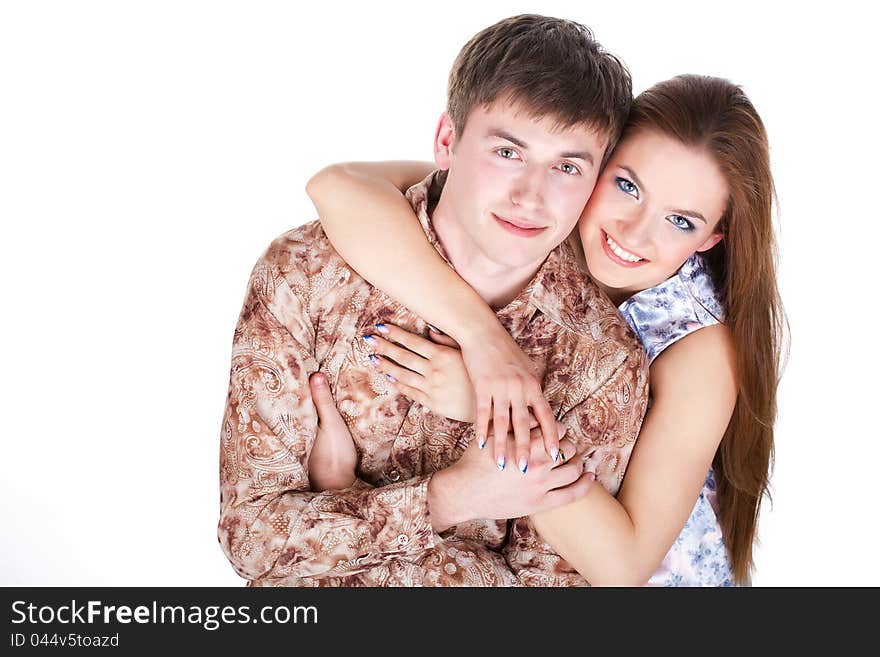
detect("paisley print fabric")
[218,171,649,586]
[619,253,735,587]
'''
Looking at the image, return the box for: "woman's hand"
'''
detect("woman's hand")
[307,372,358,492]
[365,322,560,474]
[456,324,560,475]
[365,323,476,422]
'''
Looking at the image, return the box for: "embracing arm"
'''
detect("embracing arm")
[306,161,495,339]
[531,324,737,586]
[305,161,559,469]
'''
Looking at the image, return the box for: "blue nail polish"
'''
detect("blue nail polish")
[478,436,486,450]
[519,457,528,474]
[363,335,378,345]
[375,323,389,334]
[368,354,379,365]
[496,456,506,471]
[386,373,396,382]
[550,448,559,463]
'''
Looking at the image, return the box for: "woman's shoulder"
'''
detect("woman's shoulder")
[617,254,725,365]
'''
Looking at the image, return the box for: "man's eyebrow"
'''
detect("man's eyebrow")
[488,129,595,167]
[618,164,707,224]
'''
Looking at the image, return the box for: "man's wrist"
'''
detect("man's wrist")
[426,468,467,533]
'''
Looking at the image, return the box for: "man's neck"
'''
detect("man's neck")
[431,198,545,311]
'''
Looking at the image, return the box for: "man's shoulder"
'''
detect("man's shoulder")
[257,220,332,272]
[581,278,644,354]
[563,282,643,359]
[254,220,360,280]
[248,220,368,307]
[536,242,643,358]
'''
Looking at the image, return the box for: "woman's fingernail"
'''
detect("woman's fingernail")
[426,323,443,334]
[550,447,559,462]
[496,456,506,471]
[368,354,379,365]
[478,436,486,450]
[519,457,528,474]
[374,323,389,334]
[363,335,378,346]
[385,373,396,382]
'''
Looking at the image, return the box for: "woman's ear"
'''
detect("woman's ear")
[696,232,723,252]
[434,113,455,170]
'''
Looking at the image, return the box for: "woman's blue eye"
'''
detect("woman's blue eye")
[668,214,695,232]
[615,176,638,197]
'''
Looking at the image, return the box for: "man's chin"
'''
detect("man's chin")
[485,249,550,270]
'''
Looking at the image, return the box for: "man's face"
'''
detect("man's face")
[434,100,607,271]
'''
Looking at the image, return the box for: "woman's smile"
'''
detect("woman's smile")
[601,229,649,267]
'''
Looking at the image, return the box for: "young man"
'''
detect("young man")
[218,14,647,586]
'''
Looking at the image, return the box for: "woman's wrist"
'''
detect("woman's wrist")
[445,303,505,349]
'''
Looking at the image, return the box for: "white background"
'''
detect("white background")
[1,1,877,586]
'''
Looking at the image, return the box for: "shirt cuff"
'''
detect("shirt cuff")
[369,474,438,556]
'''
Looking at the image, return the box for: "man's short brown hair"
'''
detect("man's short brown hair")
[447,14,632,156]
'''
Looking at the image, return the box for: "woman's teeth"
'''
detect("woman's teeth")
[606,234,644,262]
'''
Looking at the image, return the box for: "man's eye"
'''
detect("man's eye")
[668,214,695,232]
[558,163,580,175]
[615,176,638,197]
[497,148,518,159]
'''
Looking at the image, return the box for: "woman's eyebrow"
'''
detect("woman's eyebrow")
[670,208,707,224]
[618,165,646,192]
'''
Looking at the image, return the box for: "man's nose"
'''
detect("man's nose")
[510,167,544,211]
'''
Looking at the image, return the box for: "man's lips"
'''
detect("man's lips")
[492,213,548,238]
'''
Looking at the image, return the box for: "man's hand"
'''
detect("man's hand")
[456,323,560,475]
[307,372,358,492]
[427,422,594,533]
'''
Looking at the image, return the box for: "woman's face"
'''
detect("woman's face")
[578,129,728,303]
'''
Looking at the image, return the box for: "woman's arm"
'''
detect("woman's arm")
[531,324,738,585]
[305,161,560,471]
[306,161,488,334]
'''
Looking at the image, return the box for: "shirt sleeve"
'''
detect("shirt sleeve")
[217,247,437,583]
[562,346,649,496]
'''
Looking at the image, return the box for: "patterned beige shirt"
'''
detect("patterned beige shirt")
[218,171,649,586]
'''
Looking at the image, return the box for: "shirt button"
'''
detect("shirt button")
[387,469,400,482]
[397,534,409,546]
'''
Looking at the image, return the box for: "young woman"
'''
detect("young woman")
[305,75,785,586]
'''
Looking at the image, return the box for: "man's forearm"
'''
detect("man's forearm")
[220,474,439,582]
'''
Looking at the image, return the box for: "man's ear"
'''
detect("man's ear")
[696,232,723,252]
[434,113,455,171]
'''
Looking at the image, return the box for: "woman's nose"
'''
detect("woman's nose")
[615,207,653,246]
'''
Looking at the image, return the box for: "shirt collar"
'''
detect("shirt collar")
[404,171,593,336]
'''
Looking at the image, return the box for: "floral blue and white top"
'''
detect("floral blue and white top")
[617,253,735,587]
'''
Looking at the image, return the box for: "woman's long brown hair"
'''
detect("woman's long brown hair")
[623,75,786,584]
